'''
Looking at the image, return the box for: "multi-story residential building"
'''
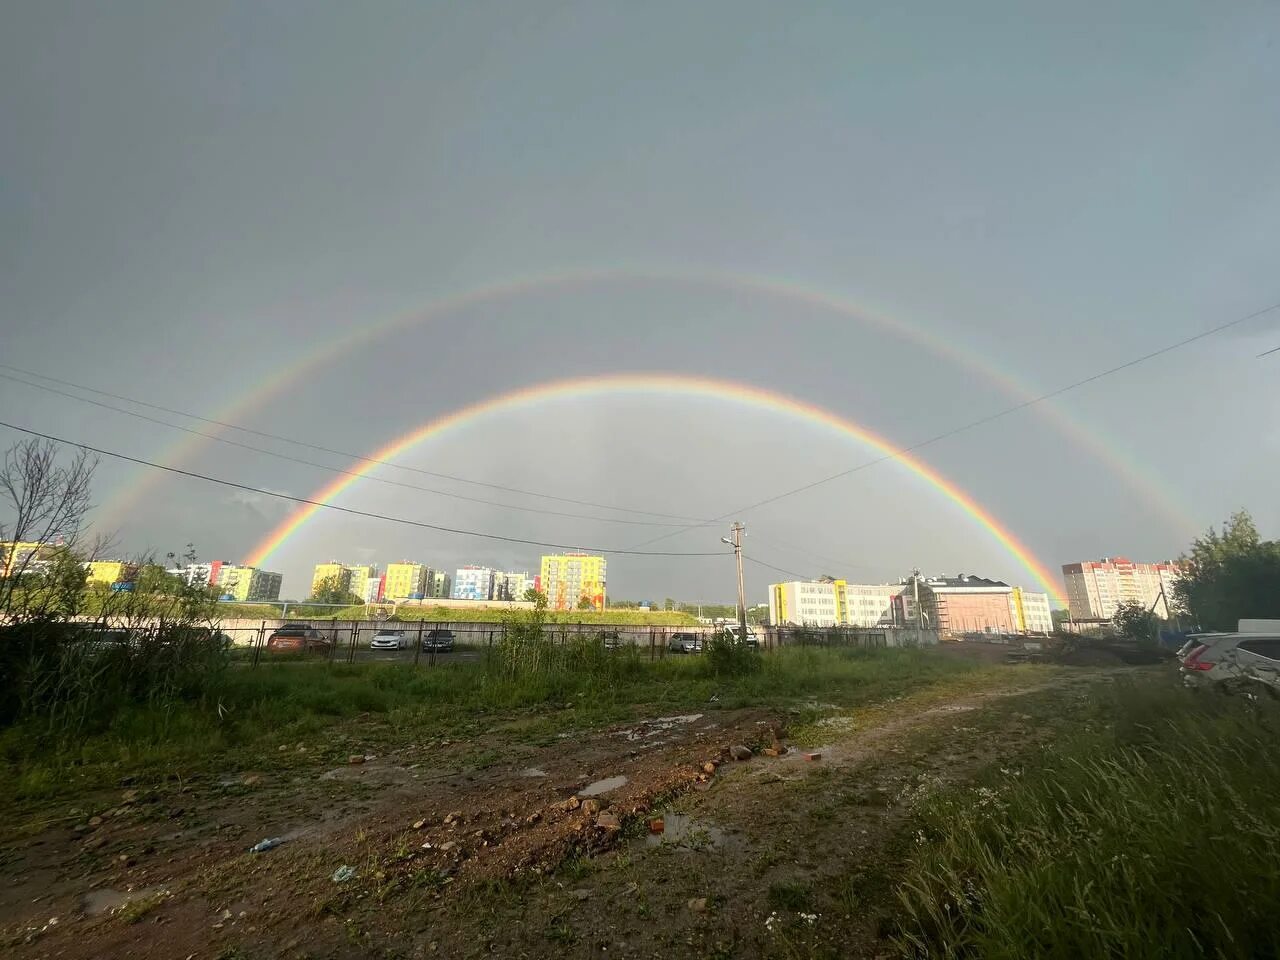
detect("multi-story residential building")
[363,573,385,604]
[345,565,377,603]
[86,560,135,585]
[427,570,451,599]
[216,565,283,602]
[383,562,429,600]
[769,580,904,627]
[498,571,532,602]
[165,561,227,588]
[1,540,60,579]
[453,566,497,601]
[311,562,351,598]
[1010,587,1053,634]
[916,575,1016,635]
[1061,557,1182,621]
[539,554,607,611]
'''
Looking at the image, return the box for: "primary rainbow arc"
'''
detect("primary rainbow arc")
[245,373,1065,602]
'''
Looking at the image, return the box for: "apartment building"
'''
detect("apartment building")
[539,554,606,611]
[497,571,531,602]
[769,579,904,627]
[216,565,283,602]
[345,565,377,602]
[1062,557,1182,620]
[427,570,451,599]
[166,561,228,588]
[453,566,497,601]
[384,562,430,600]
[310,562,351,597]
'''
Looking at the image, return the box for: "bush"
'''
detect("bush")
[895,679,1280,959]
[703,636,762,678]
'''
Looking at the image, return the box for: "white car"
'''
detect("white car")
[721,625,761,648]
[369,630,407,650]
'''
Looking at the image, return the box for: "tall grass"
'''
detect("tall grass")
[896,679,1280,959]
[0,646,982,807]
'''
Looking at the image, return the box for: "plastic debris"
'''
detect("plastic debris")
[249,837,284,853]
[331,865,356,883]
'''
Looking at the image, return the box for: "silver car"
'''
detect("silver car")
[1181,632,1280,697]
[369,630,407,650]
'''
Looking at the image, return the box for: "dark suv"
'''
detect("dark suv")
[422,628,456,652]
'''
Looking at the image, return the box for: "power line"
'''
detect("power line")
[1260,345,1280,359]
[0,362,708,523]
[0,371,699,528]
[744,555,811,581]
[628,296,1280,552]
[0,418,726,558]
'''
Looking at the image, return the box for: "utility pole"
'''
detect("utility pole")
[722,522,748,642]
[912,568,923,643]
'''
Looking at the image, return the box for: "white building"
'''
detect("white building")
[497,571,531,602]
[452,566,497,601]
[768,579,905,628]
[1062,557,1182,620]
[1010,588,1053,634]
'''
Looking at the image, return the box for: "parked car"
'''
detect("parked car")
[266,624,331,653]
[721,625,761,649]
[1181,633,1280,698]
[369,629,407,651]
[668,632,703,654]
[422,628,455,652]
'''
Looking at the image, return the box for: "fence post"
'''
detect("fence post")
[649,627,654,661]
[252,620,266,667]
[414,621,424,668]
[348,623,358,664]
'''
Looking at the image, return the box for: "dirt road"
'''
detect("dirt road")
[2,665,1112,959]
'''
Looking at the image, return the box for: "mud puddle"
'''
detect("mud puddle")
[580,775,628,796]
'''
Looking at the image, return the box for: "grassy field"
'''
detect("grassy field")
[0,646,982,814]
[895,678,1280,959]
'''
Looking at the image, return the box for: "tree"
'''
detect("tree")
[1174,511,1280,631]
[1051,608,1073,630]
[309,575,361,607]
[1112,601,1158,643]
[0,439,98,614]
[663,597,676,612]
[577,595,596,611]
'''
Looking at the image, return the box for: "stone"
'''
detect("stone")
[121,789,139,803]
[596,812,621,832]
[580,798,602,816]
[688,897,708,913]
[412,819,428,830]
[88,816,103,828]
[762,747,782,758]
[443,811,462,824]
[702,762,718,775]
[564,796,581,811]
[347,755,365,765]
[729,745,753,761]
[525,812,542,826]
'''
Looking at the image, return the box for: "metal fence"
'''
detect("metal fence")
[218,619,939,669]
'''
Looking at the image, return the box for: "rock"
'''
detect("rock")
[439,841,458,853]
[525,812,542,826]
[241,774,261,786]
[564,796,581,811]
[730,745,753,761]
[88,816,103,828]
[412,819,428,830]
[596,812,621,832]
[219,909,233,921]
[688,897,708,913]
[570,888,591,901]
[347,755,366,765]
[443,811,462,825]
[277,744,289,752]
[719,744,732,758]
[83,834,108,850]
[121,789,139,803]
[580,798,601,816]
[762,747,782,758]
[702,762,718,775]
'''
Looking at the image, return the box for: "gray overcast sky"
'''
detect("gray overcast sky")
[2,1,1278,603]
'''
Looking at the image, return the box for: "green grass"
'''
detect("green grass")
[895,676,1280,960]
[330,605,699,625]
[0,646,987,813]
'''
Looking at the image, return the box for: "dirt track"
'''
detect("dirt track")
[2,666,1112,959]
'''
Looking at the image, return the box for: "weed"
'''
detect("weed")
[895,677,1280,959]
[117,890,169,924]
